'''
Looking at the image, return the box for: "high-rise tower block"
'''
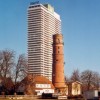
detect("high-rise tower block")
[28,3,61,81]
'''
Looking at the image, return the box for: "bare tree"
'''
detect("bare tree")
[92,72,100,89]
[0,49,15,92]
[0,51,4,77]
[0,49,15,79]
[65,75,70,83]
[81,70,93,91]
[70,69,80,82]
[81,70,100,91]
[24,74,35,95]
[13,54,28,91]
[0,49,28,94]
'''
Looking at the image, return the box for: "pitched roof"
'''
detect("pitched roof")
[21,75,54,89]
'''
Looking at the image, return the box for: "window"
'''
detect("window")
[58,39,60,43]
[58,51,59,53]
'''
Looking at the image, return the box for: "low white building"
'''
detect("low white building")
[67,81,82,96]
[17,75,54,95]
[35,84,54,95]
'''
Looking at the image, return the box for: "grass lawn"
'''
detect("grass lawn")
[0,96,56,100]
[0,99,32,100]
[0,98,56,100]
[0,98,37,100]
[0,97,57,100]
[0,97,37,100]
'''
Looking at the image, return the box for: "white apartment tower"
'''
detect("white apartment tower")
[28,2,61,81]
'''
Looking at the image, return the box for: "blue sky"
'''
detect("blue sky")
[0,0,100,77]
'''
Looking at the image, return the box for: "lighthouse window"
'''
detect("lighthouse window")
[58,51,59,53]
[58,47,59,49]
[58,39,60,43]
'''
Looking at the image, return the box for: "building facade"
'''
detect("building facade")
[68,81,82,96]
[28,3,61,81]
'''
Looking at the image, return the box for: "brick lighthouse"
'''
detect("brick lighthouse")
[52,33,66,92]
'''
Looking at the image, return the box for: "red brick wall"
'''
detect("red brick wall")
[52,34,66,88]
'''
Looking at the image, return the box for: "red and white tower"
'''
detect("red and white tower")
[52,34,66,91]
